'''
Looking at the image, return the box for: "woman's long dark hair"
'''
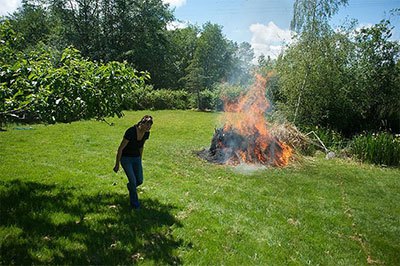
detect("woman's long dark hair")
[137,115,153,126]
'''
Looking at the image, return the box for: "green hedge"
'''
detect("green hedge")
[122,86,191,110]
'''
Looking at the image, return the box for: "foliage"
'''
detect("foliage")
[348,20,400,132]
[182,59,205,109]
[193,22,234,88]
[277,17,400,136]
[196,89,217,111]
[7,3,56,49]
[181,22,240,110]
[350,132,400,166]
[0,19,24,63]
[0,22,148,125]
[228,41,254,86]
[214,82,246,111]
[291,0,349,36]
[276,29,354,130]
[8,0,174,88]
[168,26,200,89]
[5,2,254,104]
[122,85,190,110]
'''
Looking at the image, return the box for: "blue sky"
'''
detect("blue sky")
[1,0,399,59]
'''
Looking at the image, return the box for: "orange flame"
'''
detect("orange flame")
[221,73,292,166]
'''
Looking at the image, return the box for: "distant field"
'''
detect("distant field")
[1,110,399,265]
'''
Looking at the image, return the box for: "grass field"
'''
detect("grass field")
[1,110,399,265]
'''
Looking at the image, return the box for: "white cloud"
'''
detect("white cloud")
[249,21,293,61]
[0,0,22,16]
[167,20,189,31]
[162,0,187,8]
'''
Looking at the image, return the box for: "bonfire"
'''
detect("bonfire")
[198,73,293,167]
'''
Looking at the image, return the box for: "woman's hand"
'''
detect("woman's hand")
[113,164,119,173]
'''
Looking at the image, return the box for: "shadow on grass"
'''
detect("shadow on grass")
[0,180,186,265]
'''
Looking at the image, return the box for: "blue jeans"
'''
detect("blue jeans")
[120,156,143,208]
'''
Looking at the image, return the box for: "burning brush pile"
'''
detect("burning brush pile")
[198,74,293,167]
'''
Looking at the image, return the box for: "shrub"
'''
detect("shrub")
[350,132,400,166]
[150,89,190,110]
[214,83,244,111]
[198,89,217,110]
[0,45,148,124]
[122,86,191,110]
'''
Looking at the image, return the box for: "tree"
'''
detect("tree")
[8,2,52,49]
[183,60,205,109]
[122,0,174,88]
[25,0,174,88]
[169,25,199,89]
[278,15,400,135]
[278,0,356,132]
[291,0,348,36]
[0,44,148,125]
[229,41,254,86]
[193,22,234,88]
[349,20,400,132]
[276,32,354,128]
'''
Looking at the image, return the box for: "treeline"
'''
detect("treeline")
[4,0,253,89]
[1,0,399,137]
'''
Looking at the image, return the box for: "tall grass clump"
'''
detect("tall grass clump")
[350,132,400,166]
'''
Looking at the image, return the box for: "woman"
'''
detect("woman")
[113,115,153,209]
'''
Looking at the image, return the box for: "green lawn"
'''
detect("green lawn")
[1,110,399,265]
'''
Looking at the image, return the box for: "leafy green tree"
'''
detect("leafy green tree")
[169,25,199,89]
[229,41,254,86]
[8,2,53,49]
[0,19,148,126]
[0,20,25,126]
[278,14,400,135]
[177,22,236,109]
[193,22,234,88]
[19,0,174,88]
[349,20,400,132]
[291,0,348,36]
[183,59,205,109]
[276,31,355,129]
[121,0,174,88]
[287,0,350,123]
[0,19,24,64]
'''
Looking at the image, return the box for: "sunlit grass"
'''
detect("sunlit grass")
[1,110,399,265]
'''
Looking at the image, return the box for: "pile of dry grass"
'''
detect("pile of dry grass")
[268,122,321,154]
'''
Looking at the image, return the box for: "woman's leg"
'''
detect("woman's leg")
[132,157,144,187]
[120,156,140,208]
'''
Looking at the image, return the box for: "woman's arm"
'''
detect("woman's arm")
[113,138,129,173]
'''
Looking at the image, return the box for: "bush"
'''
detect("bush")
[122,85,191,110]
[198,89,217,110]
[350,132,400,166]
[0,46,148,124]
[214,83,244,111]
[121,85,154,110]
[149,89,190,110]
